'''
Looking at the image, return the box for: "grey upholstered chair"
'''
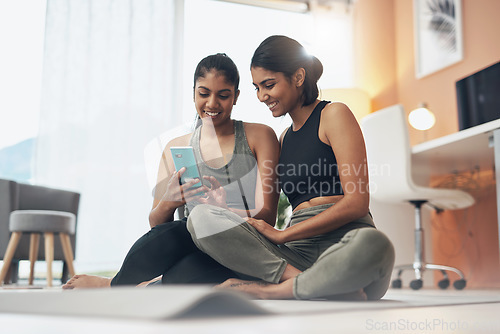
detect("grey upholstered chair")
[0,178,80,284]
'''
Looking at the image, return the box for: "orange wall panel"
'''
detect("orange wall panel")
[394,0,500,145]
[353,0,398,112]
[355,0,500,287]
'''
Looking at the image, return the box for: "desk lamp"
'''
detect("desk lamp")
[408,103,436,142]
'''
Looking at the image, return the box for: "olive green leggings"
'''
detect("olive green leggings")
[187,203,395,300]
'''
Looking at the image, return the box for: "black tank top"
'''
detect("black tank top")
[279,101,344,210]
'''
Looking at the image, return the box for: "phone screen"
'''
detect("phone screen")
[170,147,203,192]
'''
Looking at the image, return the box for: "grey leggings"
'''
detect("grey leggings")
[187,203,395,300]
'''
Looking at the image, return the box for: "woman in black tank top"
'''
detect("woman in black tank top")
[208,36,394,301]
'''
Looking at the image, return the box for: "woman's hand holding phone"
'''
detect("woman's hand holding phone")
[167,147,229,209]
[196,176,229,209]
[161,167,208,207]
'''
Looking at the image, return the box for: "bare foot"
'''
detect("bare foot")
[136,276,162,287]
[216,278,294,300]
[217,278,367,301]
[215,278,270,299]
[62,275,112,289]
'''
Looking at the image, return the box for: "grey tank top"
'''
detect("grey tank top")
[186,120,258,213]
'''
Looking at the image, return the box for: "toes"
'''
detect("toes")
[220,278,240,287]
[62,282,74,289]
[61,275,82,289]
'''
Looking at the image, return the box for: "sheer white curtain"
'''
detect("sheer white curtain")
[35,0,353,273]
[36,0,183,272]
[0,0,45,151]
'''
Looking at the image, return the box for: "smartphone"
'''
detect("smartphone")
[170,146,204,194]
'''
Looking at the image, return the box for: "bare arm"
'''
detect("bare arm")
[225,123,280,225]
[148,148,177,227]
[148,134,205,228]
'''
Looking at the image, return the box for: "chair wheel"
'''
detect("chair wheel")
[453,279,466,290]
[410,279,423,290]
[438,278,450,289]
[392,279,402,288]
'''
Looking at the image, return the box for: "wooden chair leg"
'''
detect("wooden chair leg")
[44,232,54,287]
[59,233,75,277]
[28,233,40,285]
[0,232,22,285]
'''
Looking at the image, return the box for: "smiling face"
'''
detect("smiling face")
[194,69,239,126]
[251,66,302,118]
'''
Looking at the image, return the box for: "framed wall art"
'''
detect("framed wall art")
[414,0,463,78]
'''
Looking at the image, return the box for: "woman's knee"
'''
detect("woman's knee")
[350,228,395,276]
[319,228,395,270]
[348,229,395,300]
[187,204,245,241]
[186,204,209,238]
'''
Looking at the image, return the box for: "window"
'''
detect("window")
[0,0,46,183]
[182,0,354,135]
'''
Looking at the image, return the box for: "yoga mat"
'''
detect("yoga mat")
[0,285,270,319]
[1,286,499,320]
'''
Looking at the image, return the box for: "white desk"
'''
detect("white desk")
[411,119,500,256]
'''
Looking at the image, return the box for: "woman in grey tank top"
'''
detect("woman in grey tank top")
[188,37,395,301]
[63,54,280,289]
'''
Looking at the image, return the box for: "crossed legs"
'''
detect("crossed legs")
[188,204,395,300]
[63,218,235,289]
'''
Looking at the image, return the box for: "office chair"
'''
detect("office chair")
[360,105,475,290]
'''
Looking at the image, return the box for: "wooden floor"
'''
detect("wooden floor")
[1,286,499,334]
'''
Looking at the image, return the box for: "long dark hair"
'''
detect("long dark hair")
[251,35,323,106]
